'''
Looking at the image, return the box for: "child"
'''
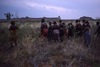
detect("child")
[9,21,18,47]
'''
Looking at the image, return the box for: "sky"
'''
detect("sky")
[0,0,100,19]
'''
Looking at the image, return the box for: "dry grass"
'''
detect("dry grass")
[0,22,100,67]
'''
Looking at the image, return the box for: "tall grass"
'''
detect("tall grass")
[0,22,99,67]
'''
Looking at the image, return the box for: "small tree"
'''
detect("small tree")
[4,12,13,20]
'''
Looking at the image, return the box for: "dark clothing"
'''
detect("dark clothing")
[84,31,91,47]
[9,25,18,31]
[9,25,18,36]
[9,25,18,46]
[53,25,59,30]
[82,24,90,31]
[59,23,64,42]
[76,24,82,31]
[52,25,60,42]
[96,25,100,37]
[48,25,53,41]
[82,24,91,36]
[41,23,48,37]
[75,24,82,37]
[68,25,74,38]
[41,23,48,30]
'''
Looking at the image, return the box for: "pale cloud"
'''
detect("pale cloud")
[25,1,82,16]
[0,0,72,14]
[25,2,70,14]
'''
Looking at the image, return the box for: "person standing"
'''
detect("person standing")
[75,20,82,37]
[84,27,91,47]
[52,21,60,42]
[59,20,64,42]
[48,21,53,42]
[9,21,18,47]
[40,18,48,38]
[95,21,100,38]
[67,23,74,38]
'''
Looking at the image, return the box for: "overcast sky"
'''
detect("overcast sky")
[0,0,100,19]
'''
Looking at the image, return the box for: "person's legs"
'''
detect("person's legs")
[59,30,63,42]
[57,33,60,42]
[48,34,52,42]
[60,35,64,42]
[85,36,91,47]
[9,36,14,48]
[53,33,56,42]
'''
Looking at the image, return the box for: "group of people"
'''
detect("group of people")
[40,19,100,47]
[0,19,100,48]
[41,20,66,42]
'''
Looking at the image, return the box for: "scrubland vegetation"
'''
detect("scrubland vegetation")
[0,22,100,67]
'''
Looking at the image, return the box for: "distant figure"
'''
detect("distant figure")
[84,27,91,47]
[9,21,18,47]
[95,21,100,38]
[52,21,60,42]
[40,19,48,38]
[59,20,64,42]
[67,23,74,38]
[75,20,82,37]
[62,22,67,36]
[48,21,53,42]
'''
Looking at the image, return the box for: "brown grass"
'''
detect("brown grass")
[0,22,100,67]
